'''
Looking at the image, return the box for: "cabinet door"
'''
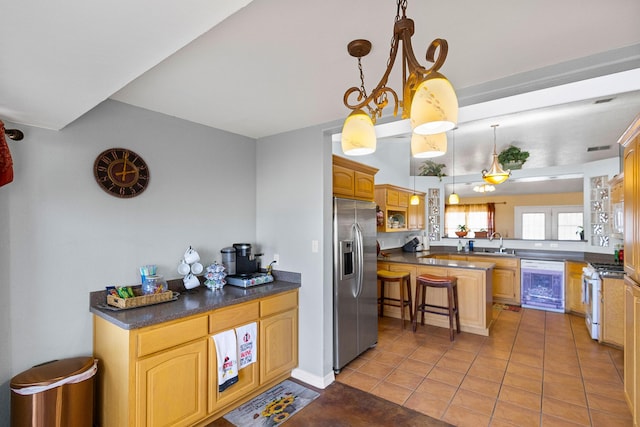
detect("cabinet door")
[624,142,637,281]
[333,164,355,197]
[566,261,587,315]
[136,339,207,427]
[208,335,259,413]
[407,196,425,230]
[354,171,375,200]
[260,309,298,384]
[448,268,486,330]
[601,278,624,347]
[493,268,516,302]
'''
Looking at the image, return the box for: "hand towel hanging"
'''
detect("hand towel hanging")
[235,322,257,369]
[212,330,239,392]
[0,121,14,188]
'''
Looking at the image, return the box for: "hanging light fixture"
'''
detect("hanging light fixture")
[411,132,447,158]
[341,0,458,156]
[482,124,511,185]
[473,184,496,193]
[410,159,420,205]
[448,128,459,204]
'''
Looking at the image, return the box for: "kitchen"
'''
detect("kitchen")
[1,1,640,426]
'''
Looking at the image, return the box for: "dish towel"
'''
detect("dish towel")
[0,121,14,188]
[236,322,257,369]
[212,330,239,392]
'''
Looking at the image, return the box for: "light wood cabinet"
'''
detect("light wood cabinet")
[620,115,640,283]
[600,278,624,347]
[332,155,378,201]
[408,195,426,230]
[377,261,492,336]
[375,184,425,233]
[566,261,588,315]
[624,279,640,427]
[93,290,298,427]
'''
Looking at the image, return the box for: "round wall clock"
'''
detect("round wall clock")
[93,148,150,198]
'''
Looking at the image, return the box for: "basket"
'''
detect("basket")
[107,290,174,309]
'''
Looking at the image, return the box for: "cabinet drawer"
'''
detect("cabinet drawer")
[137,315,208,357]
[209,301,259,334]
[260,291,298,317]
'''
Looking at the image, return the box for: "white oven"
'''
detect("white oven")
[582,265,601,340]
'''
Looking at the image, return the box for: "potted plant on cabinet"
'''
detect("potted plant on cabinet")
[498,145,530,170]
[418,160,446,180]
[455,225,469,238]
[475,229,488,238]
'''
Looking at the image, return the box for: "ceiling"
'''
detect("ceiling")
[2,0,640,179]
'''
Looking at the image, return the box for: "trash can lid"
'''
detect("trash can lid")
[10,357,95,389]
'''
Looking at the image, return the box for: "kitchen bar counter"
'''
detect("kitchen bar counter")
[379,250,495,270]
[89,271,301,330]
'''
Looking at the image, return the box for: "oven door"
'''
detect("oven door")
[582,269,600,340]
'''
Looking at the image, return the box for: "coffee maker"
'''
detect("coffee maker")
[233,243,262,275]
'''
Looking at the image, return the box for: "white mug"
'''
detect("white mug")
[184,246,200,264]
[177,259,191,276]
[183,273,200,290]
[190,262,203,275]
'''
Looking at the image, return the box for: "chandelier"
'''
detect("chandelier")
[482,124,511,185]
[341,0,458,156]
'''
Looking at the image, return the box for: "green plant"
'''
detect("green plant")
[498,145,530,166]
[418,160,447,180]
[457,225,469,232]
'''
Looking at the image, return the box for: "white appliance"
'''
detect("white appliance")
[582,265,601,340]
[333,197,378,373]
[581,262,625,340]
[521,259,565,312]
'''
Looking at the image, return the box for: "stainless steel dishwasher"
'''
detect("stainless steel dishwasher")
[520,259,565,312]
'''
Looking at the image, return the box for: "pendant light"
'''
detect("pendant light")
[410,160,420,205]
[448,128,459,204]
[482,124,511,185]
[341,109,376,155]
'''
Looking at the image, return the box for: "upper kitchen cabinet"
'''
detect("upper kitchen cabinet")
[619,114,640,283]
[332,155,378,201]
[375,184,426,232]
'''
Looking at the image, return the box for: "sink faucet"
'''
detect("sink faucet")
[489,232,505,252]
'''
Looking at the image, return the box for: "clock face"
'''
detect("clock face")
[93,148,149,198]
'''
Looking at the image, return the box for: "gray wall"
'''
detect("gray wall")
[0,100,259,421]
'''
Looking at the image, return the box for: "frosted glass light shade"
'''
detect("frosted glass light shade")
[341,109,376,156]
[410,194,420,205]
[473,184,496,193]
[411,132,447,158]
[410,73,458,135]
[448,193,459,204]
[482,154,511,184]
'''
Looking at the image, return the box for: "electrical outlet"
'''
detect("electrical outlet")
[312,240,319,253]
[273,254,279,264]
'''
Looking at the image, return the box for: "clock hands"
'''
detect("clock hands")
[115,151,136,183]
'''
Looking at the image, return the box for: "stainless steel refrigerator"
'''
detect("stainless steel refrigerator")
[333,197,378,373]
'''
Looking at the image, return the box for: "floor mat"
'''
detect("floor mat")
[223,379,319,426]
[493,303,522,312]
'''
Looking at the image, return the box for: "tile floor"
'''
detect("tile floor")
[335,306,632,426]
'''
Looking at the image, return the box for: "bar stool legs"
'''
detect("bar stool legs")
[413,273,460,341]
[377,270,413,329]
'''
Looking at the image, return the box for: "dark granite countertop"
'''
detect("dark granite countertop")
[89,270,301,330]
[378,251,495,271]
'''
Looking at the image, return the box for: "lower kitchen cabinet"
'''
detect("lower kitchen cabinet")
[566,261,587,315]
[93,290,298,427]
[601,277,624,347]
[624,279,640,426]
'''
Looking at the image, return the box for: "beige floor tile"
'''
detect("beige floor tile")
[460,375,502,398]
[450,388,497,416]
[426,365,465,387]
[505,361,542,382]
[357,359,394,379]
[586,392,633,415]
[502,371,542,394]
[415,377,458,402]
[339,371,380,392]
[543,381,587,407]
[403,390,451,420]
[436,355,473,373]
[589,408,634,427]
[498,384,542,412]
[370,380,413,405]
[409,346,446,365]
[396,357,434,377]
[384,369,424,390]
[443,403,491,427]
[445,347,478,362]
[492,400,541,427]
[372,350,405,366]
[583,378,627,402]
[542,396,591,425]
[540,413,589,426]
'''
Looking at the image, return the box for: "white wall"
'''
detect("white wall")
[256,123,335,388]
[0,100,257,422]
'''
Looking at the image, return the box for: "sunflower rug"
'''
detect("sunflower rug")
[223,380,320,426]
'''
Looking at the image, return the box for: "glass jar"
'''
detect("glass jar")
[142,275,168,295]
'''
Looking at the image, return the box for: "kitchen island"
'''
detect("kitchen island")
[90,274,300,427]
[378,251,494,336]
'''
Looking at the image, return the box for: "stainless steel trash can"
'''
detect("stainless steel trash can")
[10,357,97,427]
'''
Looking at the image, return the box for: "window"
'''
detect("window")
[515,205,583,240]
[444,203,494,237]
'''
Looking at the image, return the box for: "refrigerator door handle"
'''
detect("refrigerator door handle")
[354,223,364,298]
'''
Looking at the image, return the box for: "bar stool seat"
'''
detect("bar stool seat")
[413,273,460,341]
[377,270,413,329]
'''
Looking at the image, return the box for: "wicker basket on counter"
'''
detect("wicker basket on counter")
[107,290,174,309]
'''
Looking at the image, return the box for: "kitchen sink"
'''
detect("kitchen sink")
[472,249,517,256]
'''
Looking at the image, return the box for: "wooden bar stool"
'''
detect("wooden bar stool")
[377,270,413,329]
[413,273,460,341]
